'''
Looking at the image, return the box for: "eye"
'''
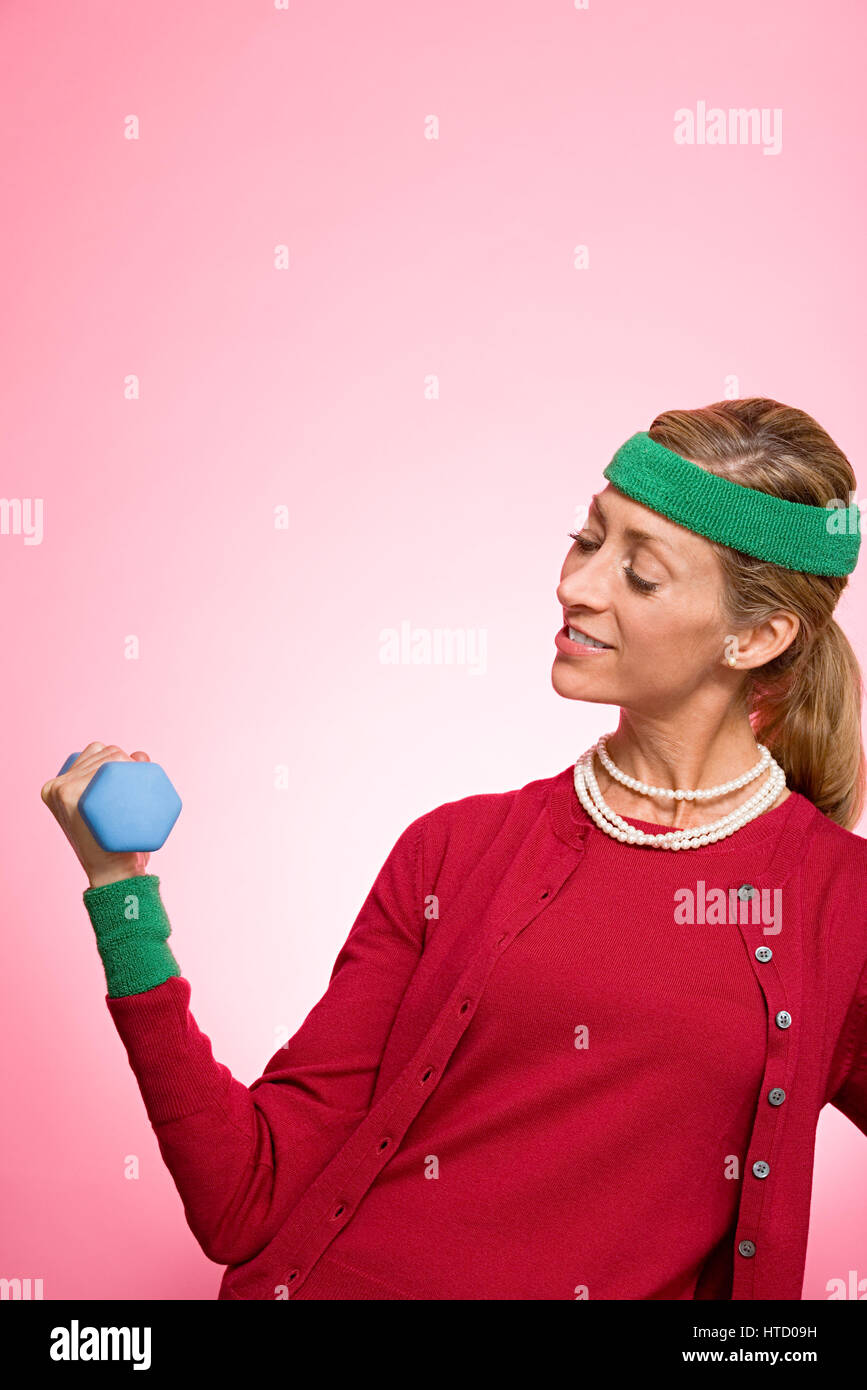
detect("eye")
[567,533,659,594]
[623,565,659,593]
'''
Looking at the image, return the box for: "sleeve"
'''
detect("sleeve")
[86,814,428,1266]
[828,955,867,1137]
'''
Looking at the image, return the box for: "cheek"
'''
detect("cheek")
[620,607,719,664]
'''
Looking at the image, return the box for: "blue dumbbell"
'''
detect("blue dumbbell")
[57,753,182,852]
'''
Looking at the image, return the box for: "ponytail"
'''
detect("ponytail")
[750,619,865,831]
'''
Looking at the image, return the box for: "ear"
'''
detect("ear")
[734,611,800,669]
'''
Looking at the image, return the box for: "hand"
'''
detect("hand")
[41,743,153,888]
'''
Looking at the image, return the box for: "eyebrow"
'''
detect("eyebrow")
[590,493,678,555]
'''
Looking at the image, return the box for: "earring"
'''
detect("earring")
[726,653,737,667]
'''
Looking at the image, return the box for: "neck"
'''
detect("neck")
[598,709,788,829]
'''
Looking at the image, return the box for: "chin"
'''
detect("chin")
[550,660,611,703]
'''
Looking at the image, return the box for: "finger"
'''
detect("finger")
[80,744,128,766]
[57,746,127,785]
[130,751,151,762]
[59,743,111,777]
[77,743,106,759]
[47,744,105,787]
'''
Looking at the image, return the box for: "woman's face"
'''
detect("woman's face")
[552,484,732,715]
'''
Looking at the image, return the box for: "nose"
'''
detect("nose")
[557,544,611,612]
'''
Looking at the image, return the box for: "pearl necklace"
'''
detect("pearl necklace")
[574,735,787,849]
[595,733,772,802]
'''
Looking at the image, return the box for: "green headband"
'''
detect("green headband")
[602,431,860,576]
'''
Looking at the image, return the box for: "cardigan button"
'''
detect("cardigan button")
[752,1160,770,1179]
[738,883,757,900]
[775,1010,792,1029]
[738,1240,756,1258]
[768,1087,786,1106]
[755,946,773,962]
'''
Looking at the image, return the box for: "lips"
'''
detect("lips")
[555,625,613,658]
[564,621,613,649]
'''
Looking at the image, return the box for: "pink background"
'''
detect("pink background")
[3,0,866,1299]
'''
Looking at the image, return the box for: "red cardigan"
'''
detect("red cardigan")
[99,764,867,1300]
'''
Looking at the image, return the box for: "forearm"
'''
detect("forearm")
[85,877,313,1264]
[82,819,426,1268]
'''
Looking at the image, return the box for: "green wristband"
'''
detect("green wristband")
[83,874,181,998]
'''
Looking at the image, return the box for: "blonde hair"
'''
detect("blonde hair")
[648,398,865,830]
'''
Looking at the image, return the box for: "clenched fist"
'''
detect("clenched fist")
[41,743,153,888]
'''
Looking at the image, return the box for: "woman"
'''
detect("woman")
[42,397,867,1301]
